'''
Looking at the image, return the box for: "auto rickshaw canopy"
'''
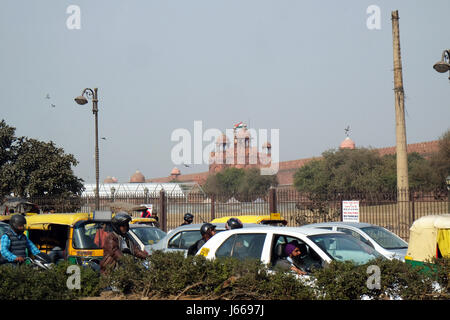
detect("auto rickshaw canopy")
[25,213,93,229]
[406,214,450,262]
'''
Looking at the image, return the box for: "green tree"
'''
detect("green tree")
[294,148,388,195]
[293,147,444,196]
[0,119,84,198]
[430,129,450,189]
[203,167,278,199]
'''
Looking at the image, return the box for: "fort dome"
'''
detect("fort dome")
[130,170,145,183]
[340,137,356,149]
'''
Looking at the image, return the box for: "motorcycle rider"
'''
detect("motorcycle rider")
[100,212,148,273]
[187,222,217,256]
[0,214,41,265]
[180,213,194,226]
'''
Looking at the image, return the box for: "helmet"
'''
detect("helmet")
[10,214,27,233]
[111,212,131,234]
[226,218,243,230]
[200,223,216,236]
[184,213,194,223]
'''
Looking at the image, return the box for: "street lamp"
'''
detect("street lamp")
[74,88,100,211]
[433,49,450,80]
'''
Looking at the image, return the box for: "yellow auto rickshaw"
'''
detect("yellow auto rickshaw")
[211,213,288,226]
[405,214,450,269]
[25,212,112,265]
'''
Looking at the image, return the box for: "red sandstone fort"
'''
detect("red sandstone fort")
[104,126,439,187]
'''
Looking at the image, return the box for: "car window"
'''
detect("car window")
[337,227,374,248]
[360,226,407,249]
[216,233,266,260]
[271,234,324,270]
[131,227,166,245]
[309,233,382,265]
[168,231,201,249]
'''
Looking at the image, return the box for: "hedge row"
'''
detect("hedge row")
[0,253,448,300]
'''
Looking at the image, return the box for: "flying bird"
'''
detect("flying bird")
[101,137,107,140]
[45,94,50,99]
[50,104,56,108]
[344,126,350,137]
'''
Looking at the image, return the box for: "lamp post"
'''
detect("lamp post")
[74,88,100,211]
[433,51,450,212]
[433,49,450,80]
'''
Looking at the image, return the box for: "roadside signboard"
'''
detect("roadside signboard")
[342,200,360,223]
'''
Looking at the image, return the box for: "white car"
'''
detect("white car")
[196,226,383,271]
[299,222,408,261]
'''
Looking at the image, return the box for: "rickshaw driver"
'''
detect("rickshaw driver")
[0,215,41,265]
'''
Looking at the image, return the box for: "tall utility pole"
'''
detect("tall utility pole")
[391,10,410,231]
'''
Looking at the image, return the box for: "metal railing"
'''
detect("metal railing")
[22,188,448,240]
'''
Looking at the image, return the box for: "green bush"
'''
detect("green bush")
[1,254,448,300]
[312,258,440,300]
[100,252,315,299]
[0,262,101,300]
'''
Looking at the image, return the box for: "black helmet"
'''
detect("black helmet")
[10,214,27,233]
[184,213,194,223]
[111,212,131,234]
[200,223,216,236]
[226,218,243,230]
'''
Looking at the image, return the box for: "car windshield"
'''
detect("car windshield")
[360,226,408,249]
[73,222,111,249]
[131,227,166,245]
[308,233,382,265]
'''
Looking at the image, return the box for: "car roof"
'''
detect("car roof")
[300,222,375,229]
[211,226,341,236]
[129,224,161,229]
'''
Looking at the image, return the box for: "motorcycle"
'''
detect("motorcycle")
[25,252,54,270]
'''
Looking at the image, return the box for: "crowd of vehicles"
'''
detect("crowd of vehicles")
[0,209,448,276]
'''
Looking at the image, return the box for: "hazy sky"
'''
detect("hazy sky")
[1,0,449,184]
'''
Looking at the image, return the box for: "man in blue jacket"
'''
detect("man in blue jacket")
[0,214,41,265]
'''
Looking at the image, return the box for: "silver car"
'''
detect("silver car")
[300,222,408,261]
[129,224,167,253]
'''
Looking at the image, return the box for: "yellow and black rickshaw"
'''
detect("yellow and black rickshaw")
[25,211,113,266]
